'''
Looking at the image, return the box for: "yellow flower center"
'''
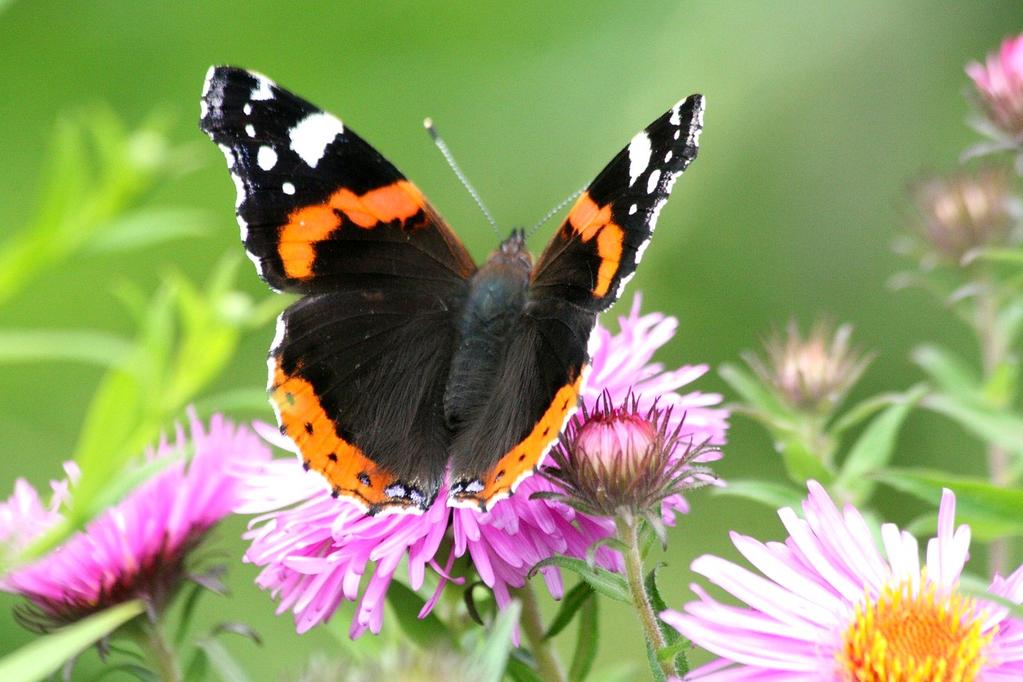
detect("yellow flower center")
[838,579,993,681]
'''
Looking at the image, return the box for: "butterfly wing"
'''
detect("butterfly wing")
[449,95,705,510]
[201,66,474,512]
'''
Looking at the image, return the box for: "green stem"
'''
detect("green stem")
[134,620,182,682]
[620,519,674,679]
[517,583,566,682]
[976,278,1012,576]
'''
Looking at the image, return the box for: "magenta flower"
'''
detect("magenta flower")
[662,482,1023,680]
[235,293,729,636]
[967,32,1023,139]
[0,412,270,626]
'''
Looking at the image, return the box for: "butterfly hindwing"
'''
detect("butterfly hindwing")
[450,96,705,510]
[531,95,704,312]
[200,66,476,295]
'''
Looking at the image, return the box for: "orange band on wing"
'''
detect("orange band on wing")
[278,180,427,279]
[565,192,624,297]
[270,359,398,508]
[471,372,585,507]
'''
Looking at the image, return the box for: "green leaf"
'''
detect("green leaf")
[911,345,983,401]
[778,436,833,485]
[194,638,251,682]
[568,594,598,682]
[530,557,630,603]
[0,329,132,367]
[544,582,594,640]
[0,600,144,682]
[712,479,804,510]
[506,655,545,682]
[718,362,796,425]
[85,208,211,253]
[876,468,1023,540]
[921,392,1023,456]
[385,579,456,649]
[829,392,902,435]
[471,599,521,682]
[836,385,925,501]
[645,565,687,676]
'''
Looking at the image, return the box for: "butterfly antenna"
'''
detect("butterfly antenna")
[526,185,585,239]
[424,118,500,237]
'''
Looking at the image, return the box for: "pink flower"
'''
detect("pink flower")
[0,413,270,626]
[967,33,1023,138]
[662,482,1023,680]
[236,293,729,636]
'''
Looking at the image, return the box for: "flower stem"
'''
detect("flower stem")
[619,519,674,679]
[517,583,566,682]
[134,619,182,682]
[976,279,1012,575]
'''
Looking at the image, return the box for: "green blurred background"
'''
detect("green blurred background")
[0,1,1019,678]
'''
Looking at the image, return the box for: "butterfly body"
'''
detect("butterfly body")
[200,66,703,514]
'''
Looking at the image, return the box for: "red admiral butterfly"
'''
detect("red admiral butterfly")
[200,66,703,514]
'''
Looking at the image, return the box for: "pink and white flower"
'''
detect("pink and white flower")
[967,32,1023,139]
[0,413,270,626]
[662,481,1023,680]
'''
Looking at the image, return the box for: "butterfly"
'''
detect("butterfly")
[200,66,703,514]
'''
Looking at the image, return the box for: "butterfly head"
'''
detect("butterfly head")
[490,228,532,273]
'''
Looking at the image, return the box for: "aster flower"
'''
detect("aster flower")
[234,293,728,636]
[542,392,719,533]
[743,320,872,417]
[967,33,1023,141]
[0,412,270,628]
[662,481,1023,680]
[908,166,1019,266]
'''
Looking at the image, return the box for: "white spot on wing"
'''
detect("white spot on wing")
[289,112,345,168]
[628,204,638,215]
[634,237,651,265]
[245,124,256,137]
[236,215,248,241]
[257,146,278,171]
[202,66,216,97]
[250,75,274,101]
[243,103,252,116]
[627,132,652,187]
[230,173,245,207]
[270,313,287,352]
[247,250,264,279]
[200,100,209,119]
[282,182,296,195]
[647,169,661,194]
[670,101,682,126]
[664,150,673,163]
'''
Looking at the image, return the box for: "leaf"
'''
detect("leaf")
[645,565,687,676]
[506,655,545,682]
[911,345,983,402]
[0,330,132,367]
[718,362,796,425]
[544,582,594,640]
[385,579,456,649]
[829,392,904,435]
[568,594,598,682]
[529,557,630,603]
[194,639,251,682]
[778,436,833,485]
[921,392,1023,456]
[835,385,925,501]
[876,468,1023,540]
[0,600,144,682]
[471,599,521,682]
[85,208,211,253]
[712,479,804,510]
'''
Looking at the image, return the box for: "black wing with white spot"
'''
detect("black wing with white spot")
[199,65,476,294]
[531,95,704,312]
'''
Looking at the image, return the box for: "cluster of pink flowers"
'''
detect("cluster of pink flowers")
[233,294,729,636]
[0,413,271,625]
